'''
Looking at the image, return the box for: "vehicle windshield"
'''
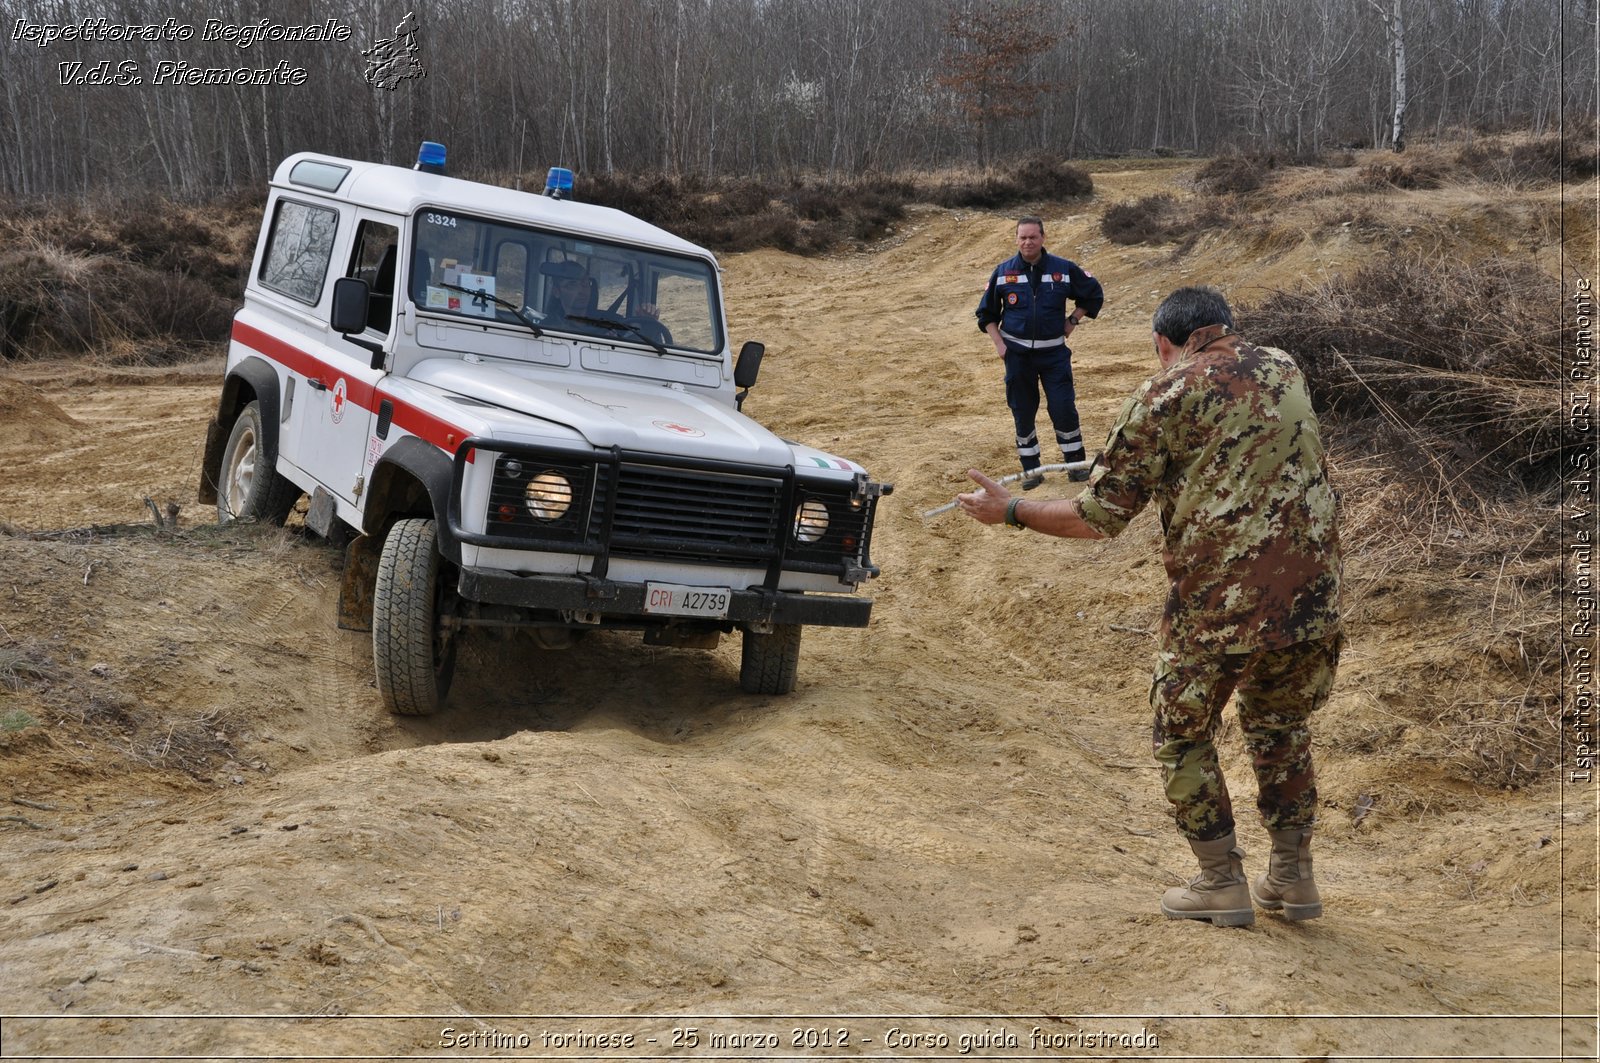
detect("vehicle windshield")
[409,209,722,355]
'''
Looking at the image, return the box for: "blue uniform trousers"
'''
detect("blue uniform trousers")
[1003,346,1086,471]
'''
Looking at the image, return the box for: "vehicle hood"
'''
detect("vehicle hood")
[411,359,804,468]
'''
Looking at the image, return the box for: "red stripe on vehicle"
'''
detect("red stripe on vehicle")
[230,320,472,462]
[383,399,476,464]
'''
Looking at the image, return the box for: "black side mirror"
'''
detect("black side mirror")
[734,341,764,389]
[330,277,384,367]
[733,341,764,411]
[331,277,371,334]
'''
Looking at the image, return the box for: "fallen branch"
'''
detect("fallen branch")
[1,814,47,830]
[133,939,220,961]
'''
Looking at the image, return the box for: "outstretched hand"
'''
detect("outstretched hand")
[956,469,1011,525]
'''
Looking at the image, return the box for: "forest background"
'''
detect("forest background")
[3,0,1595,200]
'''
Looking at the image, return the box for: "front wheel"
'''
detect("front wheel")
[217,400,299,524]
[739,624,801,695]
[373,518,458,715]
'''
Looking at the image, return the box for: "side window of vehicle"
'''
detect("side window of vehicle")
[259,199,338,305]
[347,220,400,334]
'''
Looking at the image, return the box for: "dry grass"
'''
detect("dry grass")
[0,643,56,691]
[1455,126,1600,188]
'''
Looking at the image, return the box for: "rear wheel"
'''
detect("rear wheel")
[373,518,458,715]
[217,400,299,524]
[740,624,801,695]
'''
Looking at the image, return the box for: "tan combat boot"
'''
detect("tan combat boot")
[1251,828,1322,920]
[1161,833,1255,927]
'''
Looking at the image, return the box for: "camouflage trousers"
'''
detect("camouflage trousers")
[1149,633,1342,842]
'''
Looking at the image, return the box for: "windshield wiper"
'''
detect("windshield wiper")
[563,313,671,356]
[438,282,544,337]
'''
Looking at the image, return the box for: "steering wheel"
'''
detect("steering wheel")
[627,317,673,346]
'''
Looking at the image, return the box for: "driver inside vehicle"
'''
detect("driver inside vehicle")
[544,260,595,323]
[540,259,665,344]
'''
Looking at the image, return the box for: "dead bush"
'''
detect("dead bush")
[1101,194,1181,243]
[928,157,1093,209]
[0,240,233,360]
[580,171,911,254]
[116,207,219,258]
[0,246,105,356]
[103,264,234,346]
[1194,154,1264,195]
[1100,193,1237,246]
[1457,129,1600,186]
[1243,255,1566,494]
[1356,160,1444,190]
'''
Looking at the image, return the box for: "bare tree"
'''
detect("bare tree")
[1368,0,1409,151]
[937,0,1061,166]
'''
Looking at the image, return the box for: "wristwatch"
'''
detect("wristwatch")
[1005,498,1028,529]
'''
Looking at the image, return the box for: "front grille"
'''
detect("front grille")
[474,444,877,581]
[594,463,784,565]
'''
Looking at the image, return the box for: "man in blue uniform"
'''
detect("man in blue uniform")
[975,216,1104,487]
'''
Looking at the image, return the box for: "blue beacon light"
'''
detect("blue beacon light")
[545,167,575,199]
[415,141,447,174]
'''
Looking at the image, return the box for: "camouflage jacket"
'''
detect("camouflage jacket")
[1076,326,1342,654]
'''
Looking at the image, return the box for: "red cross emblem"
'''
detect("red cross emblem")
[331,378,348,424]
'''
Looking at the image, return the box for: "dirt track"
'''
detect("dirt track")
[0,161,1593,1060]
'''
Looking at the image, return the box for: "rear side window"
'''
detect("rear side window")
[259,199,338,305]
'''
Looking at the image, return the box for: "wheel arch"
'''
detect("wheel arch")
[198,356,281,505]
[361,436,461,565]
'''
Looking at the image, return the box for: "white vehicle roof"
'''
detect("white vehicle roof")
[271,152,715,263]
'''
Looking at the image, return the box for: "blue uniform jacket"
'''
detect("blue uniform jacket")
[975,250,1104,352]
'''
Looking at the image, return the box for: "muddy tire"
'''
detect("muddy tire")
[373,518,457,716]
[217,401,300,524]
[739,623,801,695]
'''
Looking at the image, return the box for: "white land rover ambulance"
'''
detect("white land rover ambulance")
[198,142,887,714]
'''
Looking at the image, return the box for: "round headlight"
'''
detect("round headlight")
[525,471,573,521]
[794,499,829,543]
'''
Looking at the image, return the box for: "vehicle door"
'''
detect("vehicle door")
[295,214,400,504]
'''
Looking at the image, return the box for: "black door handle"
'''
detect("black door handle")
[306,378,329,391]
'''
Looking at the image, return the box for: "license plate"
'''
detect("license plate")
[643,582,731,619]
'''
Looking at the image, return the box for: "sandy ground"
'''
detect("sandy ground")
[0,160,1593,1061]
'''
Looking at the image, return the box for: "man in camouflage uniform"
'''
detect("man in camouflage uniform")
[957,286,1341,927]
